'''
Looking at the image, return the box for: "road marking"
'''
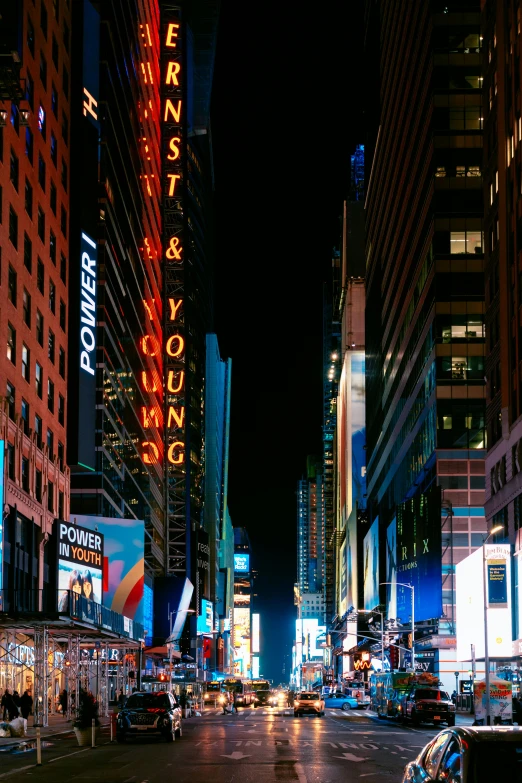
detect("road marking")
[221,751,251,760]
[0,765,34,780]
[48,747,94,763]
[335,752,369,762]
[296,763,307,782]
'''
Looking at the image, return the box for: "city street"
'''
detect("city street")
[0,706,456,782]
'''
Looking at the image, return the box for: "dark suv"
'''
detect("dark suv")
[116,691,182,742]
[402,687,456,727]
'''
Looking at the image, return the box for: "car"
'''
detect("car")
[116,690,182,742]
[402,726,522,783]
[401,685,456,727]
[294,691,325,717]
[324,692,361,711]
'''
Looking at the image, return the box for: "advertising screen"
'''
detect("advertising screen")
[197,598,213,634]
[234,553,250,573]
[143,583,153,646]
[74,514,145,624]
[197,528,210,604]
[385,518,397,619]
[346,509,358,611]
[252,656,260,678]
[396,485,442,622]
[296,618,326,658]
[363,518,379,610]
[252,613,260,653]
[234,607,251,647]
[349,353,366,512]
[339,540,347,617]
[456,545,512,660]
[56,521,103,612]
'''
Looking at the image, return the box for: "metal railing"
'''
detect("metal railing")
[0,589,143,642]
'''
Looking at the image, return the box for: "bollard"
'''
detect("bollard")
[91,718,96,748]
[36,726,42,766]
[110,714,114,742]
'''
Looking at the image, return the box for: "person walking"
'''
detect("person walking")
[20,691,33,720]
[59,689,68,715]
[2,689,18,720]
[1,689,11,720]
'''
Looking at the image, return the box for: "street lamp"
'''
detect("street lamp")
[381,582,415,669]
[482,524,504,726]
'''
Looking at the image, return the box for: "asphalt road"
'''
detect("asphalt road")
[0,706,446,782]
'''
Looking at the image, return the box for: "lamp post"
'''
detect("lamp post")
[381,582,414,670]
[482,524,504,726]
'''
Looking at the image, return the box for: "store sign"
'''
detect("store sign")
[79,232,97,377]
[234,554,250,573]
[56,520,104,611]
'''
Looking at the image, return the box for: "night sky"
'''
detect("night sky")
[211,1,365,682]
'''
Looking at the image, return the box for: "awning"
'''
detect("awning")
[144,646,181,659]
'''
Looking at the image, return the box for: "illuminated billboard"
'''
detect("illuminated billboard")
[396,485,442,622]
[385,518,397,619]
[295,618,326,658]
[252,656,260,678]
[56,521,103,612]
[234,553,250,573]
[456,545,513,661]
[339,539,347,617]
[363,518,379,610]
[74,514,145,624]
[252,613,260,653]
[234,607,251,648]
[197,599,213,634]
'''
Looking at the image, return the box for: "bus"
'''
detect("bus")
[223,677,255,708]
[251,678,272,707]
[203,680,224,706]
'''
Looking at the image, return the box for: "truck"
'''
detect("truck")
[369,671,446,721]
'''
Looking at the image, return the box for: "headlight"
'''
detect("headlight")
[204,694,209,700]
[314,701,321,707]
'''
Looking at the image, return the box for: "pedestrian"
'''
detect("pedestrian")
[59,688,68,715]
[20,691,33,720]
[2,690,18,721]
[117,689,126,709]
[1,689,11,720]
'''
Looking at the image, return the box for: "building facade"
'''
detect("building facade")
[364,0,487,690]
[297,455,325,601]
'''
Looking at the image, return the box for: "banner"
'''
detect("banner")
[473,676,512,721]
[56,520,103,612]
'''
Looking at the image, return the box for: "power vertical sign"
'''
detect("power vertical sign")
[161,5,187,574]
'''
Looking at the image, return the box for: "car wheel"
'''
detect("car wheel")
[320,711,325,717]
[294,712,299,718]
[342,702,350,711]
[176,721,183,738]
[116,733,126,743]
[411,709,420,726]
[447,717,455,727]
[164,726,175,742]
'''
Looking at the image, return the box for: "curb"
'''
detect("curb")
[0,722,110,751]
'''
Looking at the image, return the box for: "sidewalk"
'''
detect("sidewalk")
[0,714,110,750]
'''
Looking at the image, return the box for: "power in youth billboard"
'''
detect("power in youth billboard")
[396,485,442,623]
[56,520,103,612]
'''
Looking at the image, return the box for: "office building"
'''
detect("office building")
[364,0,486,688]
[233,526,253,677]
[297,456,325,603]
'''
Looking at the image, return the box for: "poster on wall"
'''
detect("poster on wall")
[473,677,512,722]
[56,521,103,612]
[350,353,366,512]
[385,518,397,619]
[339,539,347,617]
[346,510,357,611]
[73,514,144,624]
[363,518,379,610]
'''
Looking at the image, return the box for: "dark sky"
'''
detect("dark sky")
[210,1,365,682]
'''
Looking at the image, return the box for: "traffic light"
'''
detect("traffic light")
[159,673,167,682]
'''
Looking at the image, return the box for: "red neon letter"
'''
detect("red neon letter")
[167,370,184,393]
[141,335,157,356]
[167,441,185,464]
[142,442,159,464]
[168,298,183,321]
[141,407,160,428]
[167,406,185,429]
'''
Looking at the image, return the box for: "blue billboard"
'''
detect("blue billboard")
[363,518,379,610]
[234,553,250,573]
[396,485,442,623]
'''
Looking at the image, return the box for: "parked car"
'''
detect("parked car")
[294,691,325,717]
[402,726,522,783]
[324,692,361,711]
[401,686,456,726]
[345,686,371,708]
[116,691,182,742]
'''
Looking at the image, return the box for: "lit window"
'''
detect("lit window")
[435,166,446,178]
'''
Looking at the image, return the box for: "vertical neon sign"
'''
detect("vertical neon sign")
[162,4,186,573]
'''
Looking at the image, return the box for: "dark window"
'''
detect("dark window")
[52,35,58,68]
[48,379,54,412]
[61,111,68,144]
[50,181,57,214]
[51,83,58,116]
[27,15,35,55]
[60,252,66,283]
[10,148,19,191]
[58,394,64,425]
[7,443,15,480]
[49,280,56,313]
[25,127,33,163]
[52,0,59,20]
[22,288,31,326]
[62,66,69,97]
[50,132,57,166]
[37,259,44,293]
[50,230,56,264]
[47,481,54,512]
[24,233,32,272]
[37,206,45,240]
[60,205,67,237]
[35,362,43,397]
[36,311,43,345]
[38,103,46,137]
[34,415,42,448]
[40,54,47,90]
[35,469,42,501]
[61,158,67,191]
[22,344,30,381]
[59,300,66,332]
[38,153,46,190]
[8,264,17,305]
[47,428,53,455]
[58,441,64,471]
[10,105,19,134]
[25,178,33,216]
[21,456,30,492]
[59,346,65,378]
[21,399,30,436]
[7,323,16,364]
[48,329,55,363]
[26,71,34,109]
[9,206,18,248]
[58,489,64,518]
[6,382,15,421]
[40,2,48,38]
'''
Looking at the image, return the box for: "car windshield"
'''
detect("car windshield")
[298,693,319,701]
[415,689,449,701]
[125,694,171,710]
[473,741,522,781]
